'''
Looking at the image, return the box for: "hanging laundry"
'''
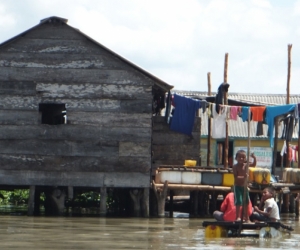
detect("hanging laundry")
[201,100,209,113]
[215,82,230,113]
[250,106,266,122]
[170,94,201,136]
[212,104,227,139]
[265,104,295,147]
[207,103,212,118]
[241,106,250,122]
[230,106,239,120]
[281,114,294,142]
[164,91,172,124]
[280,141,286,157]
[256,122,264,136]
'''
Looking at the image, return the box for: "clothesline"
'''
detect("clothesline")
[166,93,300,148]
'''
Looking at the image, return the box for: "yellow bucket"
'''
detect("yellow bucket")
[184,160,197,167]
[205,225,227,238]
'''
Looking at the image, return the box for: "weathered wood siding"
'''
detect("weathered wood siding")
[0,20,155,188]
[152,116,201,172]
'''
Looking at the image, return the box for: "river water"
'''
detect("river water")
[0,214,299,250]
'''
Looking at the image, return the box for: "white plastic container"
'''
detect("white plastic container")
[181,172,201,184]
[155,171,182,184]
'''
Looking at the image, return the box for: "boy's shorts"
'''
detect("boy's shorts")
[234,186,249,206]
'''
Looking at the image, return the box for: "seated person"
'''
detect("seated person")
[251,187,280,222]
[213,192,253,221]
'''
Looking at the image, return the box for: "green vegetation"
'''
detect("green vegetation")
[0,190,29,205]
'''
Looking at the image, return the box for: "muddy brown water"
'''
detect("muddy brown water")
[0,214,299,249]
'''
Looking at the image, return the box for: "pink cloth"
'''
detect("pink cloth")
[230,106,239,120]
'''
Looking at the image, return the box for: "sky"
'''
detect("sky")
[0,0,299,94]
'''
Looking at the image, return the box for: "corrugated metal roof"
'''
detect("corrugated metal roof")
[172,90,300,139]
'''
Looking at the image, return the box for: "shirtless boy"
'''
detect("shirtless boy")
[232,150,256,222]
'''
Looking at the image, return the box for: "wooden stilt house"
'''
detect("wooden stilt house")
[0,16,199,216]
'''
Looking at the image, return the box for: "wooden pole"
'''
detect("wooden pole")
[273,118,278,175]
[224,53,229,169]
[286,44,292,105]
[285,44,292,169]
[100,187,107,216]
[28,185,36,216]
[207,72,212,166]
[239,107,251,235]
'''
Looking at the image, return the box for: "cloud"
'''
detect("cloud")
[0,0,299,94]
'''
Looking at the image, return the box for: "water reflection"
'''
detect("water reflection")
[0,214,299,249]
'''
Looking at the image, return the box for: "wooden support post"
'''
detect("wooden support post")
[282,194,289,213]
[273,117,279,175]
[51,188,66,215]
[198,191,205,216]
[290,194,295,213]
[142,188,150,217]
[286,44,292,105]
[28,185,35,216]
[34,188,40,215]
[169,190,174,218]
[286,44,292,169]
[152,180,168,217]
[130,189,143,217]
[100,187,107,216]
[68,186,73,199]
[194,191,199,216]
[207,72,212,166]
[223,53,229,169]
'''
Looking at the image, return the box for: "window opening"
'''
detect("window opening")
[39,103,67,125]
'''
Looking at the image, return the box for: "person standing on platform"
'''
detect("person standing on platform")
[233,150,256,222]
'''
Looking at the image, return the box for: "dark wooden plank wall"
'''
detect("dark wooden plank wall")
[0,21,154,187]
[152,116,201,172]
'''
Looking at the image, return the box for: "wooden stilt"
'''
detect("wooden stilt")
[34,187,40,215]
[295,199,299,216]
[194,191,199,216]
[273,118,278,175]
[51,188,66,215]
[68,186,73,199]
[28,185,35,216]
[282,194,289,213]
[130,189,143,217]
[100,187,107,216]
[152,180,168,217]
[169,190,174,218]
[142,188,150,217]
[198,191,206,216]
[290,194,295,213]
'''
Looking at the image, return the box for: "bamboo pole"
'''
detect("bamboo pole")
[286,44,292,105]
[224,53,229,169]
[207,72,212,166]
[273,118,278,175]
[285,44,292,168]
[239,107,251,235]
